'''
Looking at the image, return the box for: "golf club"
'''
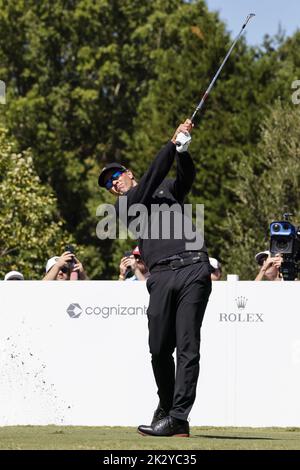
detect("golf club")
[176,13,255,152]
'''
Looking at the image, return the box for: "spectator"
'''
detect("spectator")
[118,246,150,281]
[4,271,24,281]
[209,257,222,281]
[255,250,282,281]
[43,251,88,280]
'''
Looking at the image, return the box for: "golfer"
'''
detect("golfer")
[98,120,211,437]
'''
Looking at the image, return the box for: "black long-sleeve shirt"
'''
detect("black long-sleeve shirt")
[116,141,207,270]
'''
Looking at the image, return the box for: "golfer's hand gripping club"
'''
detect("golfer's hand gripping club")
[174,119,193,153]
[175,131,192,153]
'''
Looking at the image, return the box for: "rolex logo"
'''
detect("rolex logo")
[235,296,248,310]
[219,296,263,323]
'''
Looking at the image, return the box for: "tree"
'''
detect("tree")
[1,1,300,278]
[120,0,256,260]
[221,101,300,279]
[127,22,300,264]
[0,128,73,279]
[0,0,167,277]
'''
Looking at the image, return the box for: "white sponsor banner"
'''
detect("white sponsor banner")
[0,280,300,427]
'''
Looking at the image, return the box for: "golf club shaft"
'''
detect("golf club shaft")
[190,13,255,123]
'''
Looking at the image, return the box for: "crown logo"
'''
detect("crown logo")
[235,296,248,310]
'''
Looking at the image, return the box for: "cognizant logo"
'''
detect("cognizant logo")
[66,303,148,319]
[67,303,83,318]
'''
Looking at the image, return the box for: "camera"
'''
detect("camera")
[124,251,133,277]
[270,214,300,280]
[65,244,76,270]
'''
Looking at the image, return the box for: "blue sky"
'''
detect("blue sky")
[205,0,300,46]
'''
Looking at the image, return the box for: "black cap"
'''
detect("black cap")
[98,162,127,188]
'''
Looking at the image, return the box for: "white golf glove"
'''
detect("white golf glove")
[175,131,192,153]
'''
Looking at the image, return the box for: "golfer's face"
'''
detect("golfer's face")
[105,170,135,196]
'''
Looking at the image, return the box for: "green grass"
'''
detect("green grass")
[0,426,300,450]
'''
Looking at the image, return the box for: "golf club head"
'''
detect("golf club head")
[245,13,256,23]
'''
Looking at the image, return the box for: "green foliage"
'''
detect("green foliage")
[221,101,300,279]
[1,1,300,278]
[0,128,72,279]
[0,0,164,277]
[128,21,300,263]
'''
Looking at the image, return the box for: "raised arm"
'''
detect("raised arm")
[170,119,195,201]
[172,151,196,202]
[118,120,192,209]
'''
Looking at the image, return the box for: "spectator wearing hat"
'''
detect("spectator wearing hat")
[43,251,88,280]
[119,246,150,281]
[4,271,24,281]
[255,250,282,281]
[209,257,222,281]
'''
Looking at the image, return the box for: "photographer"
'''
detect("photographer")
[255,251,282,281]
[43,250,88,281]
[118,247,149,281]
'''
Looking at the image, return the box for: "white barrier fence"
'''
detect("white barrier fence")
[0,280,300,427]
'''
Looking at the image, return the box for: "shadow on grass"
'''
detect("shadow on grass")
[193,435,277,441]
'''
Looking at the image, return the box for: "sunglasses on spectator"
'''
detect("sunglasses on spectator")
[105,170,126,190]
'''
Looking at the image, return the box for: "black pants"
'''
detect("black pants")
[146,261,212,421]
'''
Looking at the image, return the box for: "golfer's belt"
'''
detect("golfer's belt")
[151,251,209,272]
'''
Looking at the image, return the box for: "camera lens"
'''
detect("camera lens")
[273,223,281,232]
[276,240,288,250]
[283,223,290,231]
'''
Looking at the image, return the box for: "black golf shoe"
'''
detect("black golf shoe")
[151,404,168,426]
[138,416,190,437]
